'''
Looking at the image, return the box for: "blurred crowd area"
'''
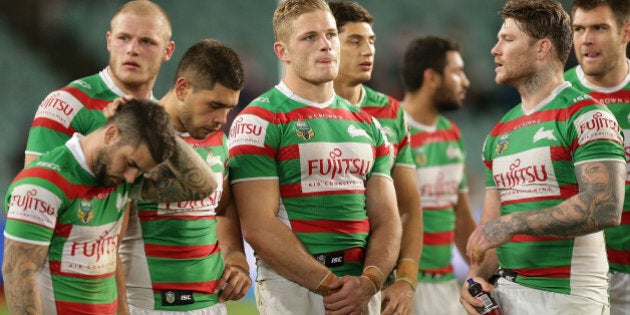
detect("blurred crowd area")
[0,1,628,307]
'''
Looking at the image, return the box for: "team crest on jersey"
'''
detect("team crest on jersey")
[495,133,510,155]
[295,119,315,141]
[414,148,428,166]
[165,291,176,304]
[78,199,94,223]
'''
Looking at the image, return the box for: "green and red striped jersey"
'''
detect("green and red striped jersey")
[121,131,229,311]
[26,68,152,158]
[407,114,467,282]
[357,85,414,169]
[482,82,624,303]
[228,82,391,277]
[565,64,630,274]
[5,134,132,314]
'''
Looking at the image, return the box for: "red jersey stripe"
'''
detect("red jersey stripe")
[607,248,630,265]
[144,243,220,259]
[61,86,111,110]
[420,265,454,274]
[512,266,571,278]
[30,117,76,135]
[424,231,454,245]
[510,234,570,242]
[153,280,218,294]
[55,299,116,315]
[290,218,370,234]
[490,99,600,137]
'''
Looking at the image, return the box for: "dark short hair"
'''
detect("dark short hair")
[571,0,630,29]
[501,0,573,64]
[328,0,373,31]
[107,98,176,164]
[401,36,461,93]
[174,39,244,92]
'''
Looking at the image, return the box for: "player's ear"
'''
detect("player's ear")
[537,38,552,60]
[274,41,290,62]
[103,124,121,145]
[163,41,175,62]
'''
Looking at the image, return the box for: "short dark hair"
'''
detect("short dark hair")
[328,0,373,31]
[571,0,630,29]
[401,36,461,93]
[501,0,573,64]
[107,98,176,164]
[174,39,244,92]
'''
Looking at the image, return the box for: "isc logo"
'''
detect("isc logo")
[331,257,343,264]
[181,295,192,301]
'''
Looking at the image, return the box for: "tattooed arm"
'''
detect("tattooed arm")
[2,238,48,314]
[130,136,217,203]
[469,160,625,252]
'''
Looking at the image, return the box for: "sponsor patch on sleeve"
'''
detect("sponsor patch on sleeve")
[7,184,61,229]
[573,110,623,146]
[228,114,269,149]
[35,90,83,128]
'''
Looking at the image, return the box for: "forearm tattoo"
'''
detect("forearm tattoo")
[3,239,47,314]
[141,164,210,203]
[485,160,623,240]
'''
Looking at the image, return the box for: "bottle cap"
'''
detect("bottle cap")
[467,278,474,286]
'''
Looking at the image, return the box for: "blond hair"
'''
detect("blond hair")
[111,0,172,40]
[273,0,330,42]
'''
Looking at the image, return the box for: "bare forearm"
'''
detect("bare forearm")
[484,160,624,241]
[363,222,401,280]
[217,205,246,261]
[3,239,47,314]
[455,195,477,264]
[166,137,217,193]
[392,167,423,263]
[245,220,330,290]
[135,137,217,202]
[466,250,499,280]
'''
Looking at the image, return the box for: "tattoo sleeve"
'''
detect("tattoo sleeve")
[135,136,217,203]
[485,160,625,240]
[2,238,48,314]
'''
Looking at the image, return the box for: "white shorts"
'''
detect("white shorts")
[609,271,630,315]
[128,303,227,315]
[256,260,381,314]
[413,279,465,315]
[494,278,609,315]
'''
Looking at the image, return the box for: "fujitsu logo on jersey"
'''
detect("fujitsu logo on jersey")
[577,111,619,134]
[70,230,119,263]
[307,148,371,180]
[229,114,268,149]
[420,172,459,198]
[41,91,75,116]
[230,116,263,137]
[166,190,222,210]
[10,189,56,216]
[493,158,548,188]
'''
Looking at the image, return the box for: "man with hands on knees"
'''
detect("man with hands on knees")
[228,0,401,314]
[461,0,625,314]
